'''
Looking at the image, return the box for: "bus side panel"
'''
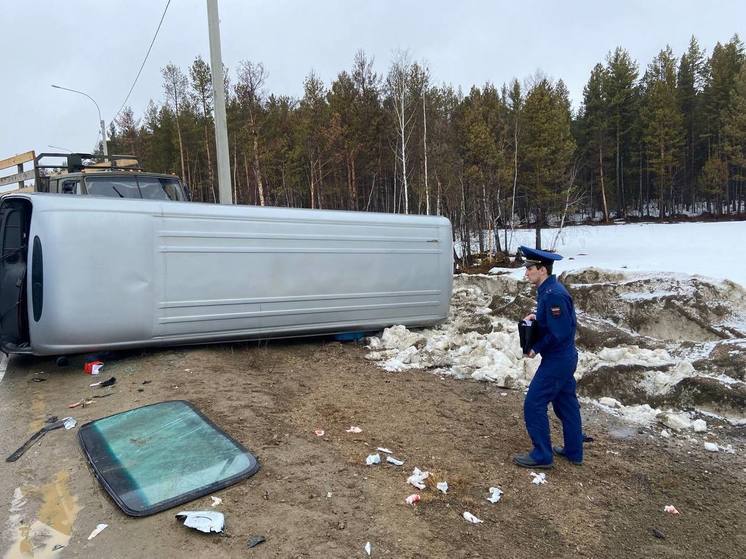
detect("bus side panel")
[154,212,450,339]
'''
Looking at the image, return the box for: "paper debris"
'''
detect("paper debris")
[366,453,381,466]
[407,467,430,489]
[487,487,503,503]
[210,496,222,507]
[364,541,372,556]
[660,429,671,438]
[704,442,719,452]
[530,472,547,485]
[84,361,104,375]
[692,419,707,433]
[314,429,325,437]
[663,505,680,515]
[386,456,404,466]
[346,426,362,433]
[87,523,108,540]
[463,511,483,524]
[405,494,420,505]
[62,417,77,430]
[175,511,225,533]
[376,447,393,454]
[436,481,448,494]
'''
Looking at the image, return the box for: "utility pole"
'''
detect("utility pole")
[207,0,233,204]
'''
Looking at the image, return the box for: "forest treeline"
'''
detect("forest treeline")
[108,35,746,255]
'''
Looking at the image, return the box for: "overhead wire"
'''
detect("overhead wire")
[111,0,172,124]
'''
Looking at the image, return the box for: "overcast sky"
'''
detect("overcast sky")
[2,0,744,167]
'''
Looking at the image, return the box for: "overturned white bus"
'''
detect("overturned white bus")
[0,193,453,356]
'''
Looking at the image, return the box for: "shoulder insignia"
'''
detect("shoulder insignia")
[551,305,562,318]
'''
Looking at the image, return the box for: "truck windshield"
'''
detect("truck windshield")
[85,176,184,201]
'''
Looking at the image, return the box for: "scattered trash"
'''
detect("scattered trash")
[663,505,680,515]
[63,417,77,430]
[722,444,736,454]
[704,442,719,452]
[436,481,448,494]
[84,361,104,375]
[246,535,266,548]
[52,544,65,551]
[386,456,404,466]
[6,418,68,462]
[87,523,108,540]
[405,494,420,506]
[365,453,381,466]
[346,426,362,433]
[407,467,430,489]
[583,434,595,443]
[530,472,547,485]
[175,511,225,533]
[142,380,152,385]
[68,399,94,409]
[314,429,325,437]
[89,376,116,388]
[31,377,47,383]
[652,528,666,539]
[487,487,503,503]
[462,511,483,524]
[660,429,671,438]
[326,492,332,498]
[376,447,393,454]
[364,541,372,556]
[692,419,707,433]
[210,496,222,507]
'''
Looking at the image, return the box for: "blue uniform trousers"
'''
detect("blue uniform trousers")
[524,351,583,464]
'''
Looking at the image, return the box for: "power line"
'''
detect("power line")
[111,0,172,124]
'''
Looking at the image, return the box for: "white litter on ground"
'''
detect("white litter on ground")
[210,496,222,507]
[704,442,719,452]
[364,541,372,556]
[405,494,420,506]
[530,472,547,485]
[407,468,430,490]
[175,511,224,533]
[386,456,404,466]
[87,523,108,540]
[664,505,680,515]
[346,426,362,433]
[463,511,483,524]
[436,481,448,494]
[487,487,503,503]
[376,447,393,454]
[366,453,381,466]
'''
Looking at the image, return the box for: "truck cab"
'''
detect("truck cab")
[36,153,189,201]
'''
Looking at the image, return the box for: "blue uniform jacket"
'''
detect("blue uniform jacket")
[531,275,577,357]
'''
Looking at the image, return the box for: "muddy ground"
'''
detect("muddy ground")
[1,335,744,559]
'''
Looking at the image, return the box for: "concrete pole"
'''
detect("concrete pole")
[100,120,108,156]
[207,0,233,204]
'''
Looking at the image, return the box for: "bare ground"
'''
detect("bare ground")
[1,337,744,559]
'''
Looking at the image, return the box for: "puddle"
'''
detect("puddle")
[3,471,80,559]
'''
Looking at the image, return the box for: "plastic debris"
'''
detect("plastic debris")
[314,429,325,437]
[87,523,108,540]
[407,467,430,489]
[405,494,420,505]
[660,429,671,438]
[210,496,222,507]
[364,542,372,556]
[704,442,719,452]
[68,399,94,409]
[84,361,104,375]
[89,376,116,388]
[175,511,225,533]
[63,417,77,430]
[652,528,666,539]
[663,505,680,515]
[692,419,707,433]
[346,426,362,433]
[366,453,381,466]
[436,481,448,494]
[386,456,404,466]
[487,487,503,503]
[247,535,266,548]
[376,447,393,454]
[462,511,483,524]
[530,472,547,485]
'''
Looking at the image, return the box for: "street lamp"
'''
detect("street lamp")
[51,84,108,156]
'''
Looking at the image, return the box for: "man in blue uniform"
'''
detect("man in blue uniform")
[513,245,583,468]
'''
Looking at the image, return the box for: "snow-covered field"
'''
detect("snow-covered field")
[491,221,746,288]
[368,221,746,446]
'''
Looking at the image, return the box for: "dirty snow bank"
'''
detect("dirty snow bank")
[367,271,746,434]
